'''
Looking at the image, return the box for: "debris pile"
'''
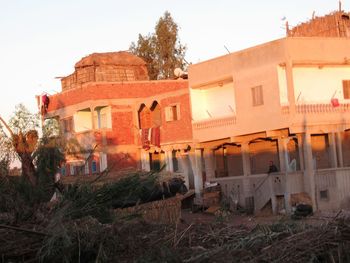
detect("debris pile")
[2,172,350,262]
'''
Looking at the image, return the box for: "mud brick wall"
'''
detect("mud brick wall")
[288,11,350,37]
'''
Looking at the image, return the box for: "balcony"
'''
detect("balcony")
[282,102,350,114]
[296,103,350,114]
[280,102,350,129]
[192,115,236,142]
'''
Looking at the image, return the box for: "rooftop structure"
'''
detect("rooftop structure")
[61,51,149,91]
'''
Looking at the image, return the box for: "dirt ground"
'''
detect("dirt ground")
[180,208,347,229]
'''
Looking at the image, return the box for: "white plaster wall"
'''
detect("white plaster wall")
[191,82,236,121]
[277,66,289,105]
[293,66,350,104]
[190,89,207,120]
[74,111,92,132]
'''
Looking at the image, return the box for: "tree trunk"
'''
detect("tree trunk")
[19,153,37,186]
[0,116,38,186]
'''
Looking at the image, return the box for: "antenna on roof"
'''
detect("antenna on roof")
[224,45,230,54]
[339,0,342,11]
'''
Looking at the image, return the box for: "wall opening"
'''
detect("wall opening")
[311,134,331,169]
[150,101,161,127]
[74,108,92,132]
[249,138,279,174]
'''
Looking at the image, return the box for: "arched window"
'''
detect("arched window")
[150,101,161,127]
[138,104,151,129]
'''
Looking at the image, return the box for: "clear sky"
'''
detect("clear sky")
[0,0,343,121]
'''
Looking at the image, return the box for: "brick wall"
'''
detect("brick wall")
[160,93,193,143]
[61,64,149,91]
[46,79,192,174]
[48,80,188,112]
[106,109,135,145]
[108,152,138,170]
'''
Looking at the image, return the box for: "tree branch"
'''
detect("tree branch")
[0,116,14,138]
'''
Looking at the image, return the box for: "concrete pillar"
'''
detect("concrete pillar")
[189,149,204,195]
[277,137,287,172]
[285,61,296,115]
[241,142,251,176]
[269,177,278,215]
[336,132,344,167]
[141,151,150,171]
[276,137,292,214]
[328,132,338,168]
[241,142,253,210]
[297,134,305,171]
[303,133,317,211]
[164,151,174,172]
[178,152,191,189]
[90,107,95,130]
[160,151,166,169]
[203,148,215,181]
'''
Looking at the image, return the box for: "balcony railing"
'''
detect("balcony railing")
[281,103,350,115]
[296,103,350,114]
[192,115,236,130]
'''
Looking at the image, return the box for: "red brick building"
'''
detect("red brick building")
[42,51,194,187]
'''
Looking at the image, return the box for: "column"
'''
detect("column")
[241,142,251,176]
[279,138,291,213]
[141,151,150,171]
[189,149,204,195]
[241,142,252,209]
[165,150,174,172]
[90,107,95,130]
[269,176,278,215]
[303,133,317,210]
[336,132,344,167]
[277,137,287,172]
[203,148,215,181]
[285,61,296,115]
[328,132,338,168]
[297,134,305,171]
[178,151,190,189]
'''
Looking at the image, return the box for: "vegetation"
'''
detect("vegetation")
[2,104,350,262]
[130,11,187,80]
[0,104,39,185]
[0,104,64,187]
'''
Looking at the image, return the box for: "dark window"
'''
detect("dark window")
[251,86,264,106]
[150,102,161,127]
[74,165,84,175]
[63,117,73,133]
[91,160,97,173]
[320,189,329,200]
[61,166,66,176]
[172,150,179,172]
[166,105,180,121]
[150,152,161,171]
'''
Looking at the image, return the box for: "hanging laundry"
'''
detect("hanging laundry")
[151,126,160,147]
[331,98,339,107]
[41,94,50,115]
[141,128,150,150]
